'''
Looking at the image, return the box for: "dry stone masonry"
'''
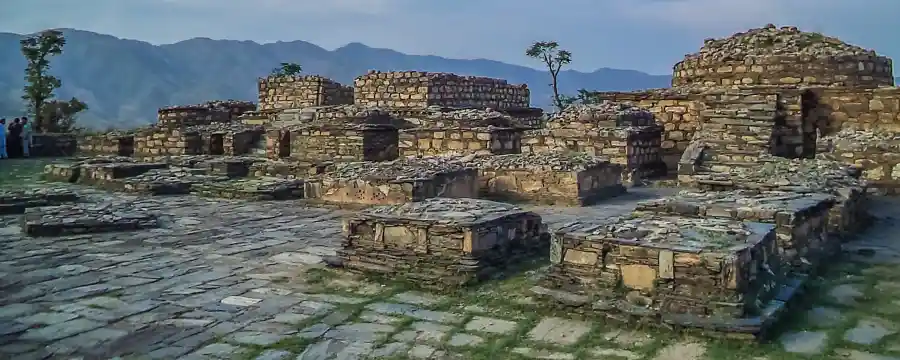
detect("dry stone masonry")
[819,129,900,194]
[157,100,256,128]
[0,188,78,215]
[354,71,530,109]
[633,190,837,274]
[304,157,478,207]
[340,197,547,288]
[536,215,794,338]
[258,75,353,111]
[21,203,160,237]
[469,152,625,206]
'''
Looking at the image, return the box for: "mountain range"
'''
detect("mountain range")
[0,29,897,129]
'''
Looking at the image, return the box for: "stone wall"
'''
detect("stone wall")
[340,198,547,288]
[820,129,900,194]
[470,152,625,206]
[817,87,900,133]
[398,128,521,157]
[29,133,78,157]
[633,190,837,274]
[671,25,894,88]
[79,132,136,156]
[157,100,256,128]
[134,128,201,157]
[521,126,664,185]
[258,75,353,111]
[354,71,530,109]
[584,91,701,169]
[272,125,399,163]
[134,124,263,158]
[305,157,478,206]
[545,215,783,318]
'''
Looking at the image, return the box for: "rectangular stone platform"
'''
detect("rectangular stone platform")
[249,160,336,179]
[107,168,229,195]
[634,190,837,274]
[470,152,625,206]
[340,198,548,288]
[305,157,478,206]
[0,188,79,215]
[78,162,170,184]
[22,203,160,237]
[42,156,136,183]
[686,159,870,238]
[536,215,795,337]
[192,178,305,200]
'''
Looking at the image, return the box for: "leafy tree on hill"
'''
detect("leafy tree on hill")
[526,41,572,112]
[271,62,303,76]
[20,29,87,132]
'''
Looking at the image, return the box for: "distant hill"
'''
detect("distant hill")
[0,29,671,129]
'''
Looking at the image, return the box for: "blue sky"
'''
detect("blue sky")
[1,0,897,75]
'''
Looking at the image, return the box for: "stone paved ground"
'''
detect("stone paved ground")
[1,173,900,359]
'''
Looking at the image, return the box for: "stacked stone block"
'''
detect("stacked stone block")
[354,71,530,109]
[634,190,837,274]
[671,25,894,88]
[340,198,547,288]
[543,215,787,327]
[22,204,160,237]
[258,75,353,111]
[470,152,625,206]
[267,121,399,163]
[399,128,521,157]
[157,100,255,128]
[0,188,78,215]
[79,132,136,156]
[819,129,900,194]
[304,157,478,207]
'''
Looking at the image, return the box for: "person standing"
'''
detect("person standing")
[21,117,32,157]
[0,118,7,159]
[8,118,22,158]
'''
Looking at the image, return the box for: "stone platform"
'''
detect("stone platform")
[107,168,230,195]
[192,178,305,200]
[21,203,160,237]
[536,214,799,339]
[304,157,478,206]
[634,190,837,274]
[42,156,137,183]
[471,152,625,206]
[0,188,79,215]
[340,198,548,288]
[78,162,170,184]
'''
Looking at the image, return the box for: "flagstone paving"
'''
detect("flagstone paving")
[1,183,899,359]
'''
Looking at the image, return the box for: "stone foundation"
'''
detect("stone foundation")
[634,190,836,273]
[78,162,169,185]
[79,132,136,156]
[249,160,335,179]
[157,100,255,128]
[522,126,665,185]
[340,198,548,288]
[536,215,795,337]
[399,127,522,157]
[305,157,478,206]
[135,124,264,158]
[258,75,353,111]
[819,129,900,194]
[107,168,229,196]
[42,156,136,183]
[0,188,78,215]
[268,122,400,163]
[192,178,305,200]
[354,71,530,109]
[22,203,159,237]
[469,153,625,206]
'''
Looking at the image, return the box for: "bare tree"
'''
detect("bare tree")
[526,41,572,111]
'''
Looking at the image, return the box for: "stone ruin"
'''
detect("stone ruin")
[26,24,899,340]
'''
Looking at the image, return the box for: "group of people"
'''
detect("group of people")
[0,117,32,159]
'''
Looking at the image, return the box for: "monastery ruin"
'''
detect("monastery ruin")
[9,24,899,342]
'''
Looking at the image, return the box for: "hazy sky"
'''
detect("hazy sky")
[2,0,897,75]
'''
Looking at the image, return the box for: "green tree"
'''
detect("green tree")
[40,97,88,133]
[271,62,303,76]
[526,41,572,112]
[20,29,67,133]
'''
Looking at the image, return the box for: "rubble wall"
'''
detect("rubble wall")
[398,128,521,157]
[354,71,530,109]
[286,127,399,162]
[818,87,900,133]
[134,128,202,157]
[79,133,135,156]
[258,75,354,111]
[157,101,255,128]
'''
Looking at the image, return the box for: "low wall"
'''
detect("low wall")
[398,128,521,157]
[268,125,399,163]
[258,75,353,111]
[79,133,135,156]
[157,100,256,128]
[30,133,77,157]
[354,71,530,109]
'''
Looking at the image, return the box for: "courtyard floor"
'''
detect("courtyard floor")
[0,159,899,360]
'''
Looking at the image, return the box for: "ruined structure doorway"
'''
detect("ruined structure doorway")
[277,130,291,158]
[209,134,225,155]
[800,89,819,158]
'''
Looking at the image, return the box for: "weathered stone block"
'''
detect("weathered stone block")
[340,197,548,288]
[258,75,353,111]
[0,188,78,215]
[192,178,305,200]
[78,162,169,185]
[538,215,795,336]
[22,204,159,237]
[399,127,522,157]
[305,157,478,206]
[354,71,529,109]
[634,190,837,274]
[470,152,625,206]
